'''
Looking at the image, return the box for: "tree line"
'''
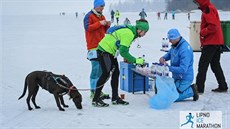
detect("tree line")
[167,0,230,11]
[109,0,230,12]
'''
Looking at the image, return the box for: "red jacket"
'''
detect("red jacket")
[196,0,224,46]
[84,10,110,50]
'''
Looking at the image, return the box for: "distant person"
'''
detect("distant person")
[110,10,115,23]
[83,0,111,99]
[139,8,147,19]
[61,12,65,16]
[172,10,175,20]
[92,19,149,107]
[115,10,120,25]
[159,29,199,101]
[164,12,167,20]
[157,12,161,20]
[76,12,78,18]
[123,17,131,25]
[193,0,228,93]
[187,12,190,20]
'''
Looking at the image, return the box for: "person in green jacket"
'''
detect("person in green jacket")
[114,10,120,25]
[92,19,149,107]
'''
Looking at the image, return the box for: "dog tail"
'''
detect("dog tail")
[18,76,28,100]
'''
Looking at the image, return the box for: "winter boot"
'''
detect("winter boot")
[211,88,228,93]
[191,84,199,101]
[112,97,129,105]
[90,91,95,99]
[100,92,110,99]
[92,98,109,107]
[90,91,110,100]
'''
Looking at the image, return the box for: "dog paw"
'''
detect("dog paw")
[28,108,33,110]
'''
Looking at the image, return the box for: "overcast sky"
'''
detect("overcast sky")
[2,0,122,15]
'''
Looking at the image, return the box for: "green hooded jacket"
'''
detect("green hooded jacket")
[98,25,138,63]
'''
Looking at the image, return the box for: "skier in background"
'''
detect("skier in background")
[187,12,190,20]
[164,11,168,20]
[76,12,78,18]
[115,10,120,25]
[110,9,115,23]
[139,8,147,19]
[124,17,131,25]
[172,10,175,20]
[157,12,161,20]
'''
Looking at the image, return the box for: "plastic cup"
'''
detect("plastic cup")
[120,94,125,99]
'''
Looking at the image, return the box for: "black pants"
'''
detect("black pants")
[196,45,228,93]
[93,51,120,101]
[116,18,119,25]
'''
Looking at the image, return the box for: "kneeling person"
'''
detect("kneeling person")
[159,28,199,101]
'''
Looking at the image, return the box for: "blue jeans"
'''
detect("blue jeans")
[90,61,102,91]
[175,80,194,101]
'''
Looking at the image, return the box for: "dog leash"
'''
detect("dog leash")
[50,65,115,92]
[77,67,115,91]
[50,73,114,92]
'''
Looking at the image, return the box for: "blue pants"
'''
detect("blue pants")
[90,60,102,91]
[175,80,194,101]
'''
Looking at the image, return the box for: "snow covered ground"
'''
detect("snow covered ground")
[1,10,230,129]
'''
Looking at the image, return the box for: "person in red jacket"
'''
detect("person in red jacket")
[193,0,228,93]
[84,0,111,99]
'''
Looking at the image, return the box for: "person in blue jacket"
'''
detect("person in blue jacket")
[159,28,199,101]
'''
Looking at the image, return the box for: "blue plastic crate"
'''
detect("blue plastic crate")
[120,61,149,92]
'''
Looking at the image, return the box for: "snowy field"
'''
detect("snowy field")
[1,11,230,129]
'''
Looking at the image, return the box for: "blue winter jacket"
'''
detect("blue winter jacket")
[163,37,194,82]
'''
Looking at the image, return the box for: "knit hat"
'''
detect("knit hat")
[136,20,149,32]
[94,0,105,8]
[167,28,181,40]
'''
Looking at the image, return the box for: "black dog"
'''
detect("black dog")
[18,71,82,111]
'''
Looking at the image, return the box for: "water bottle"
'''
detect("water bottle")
[161,38,165,50]
[165,38,169,49]
[150,63,154,75]
[149,78,155,91]
[135,65,141,71]
[163,65,170,77]
[160,64,164,76]
[153,63,157,76]
[157,63,163,76]
[156,63,159,76]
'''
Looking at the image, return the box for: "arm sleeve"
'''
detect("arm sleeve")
[200,8,218,37]
[84,14,103,32]
[163,49,171,61]
[169,50,191,74]
[119,45,136,63]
